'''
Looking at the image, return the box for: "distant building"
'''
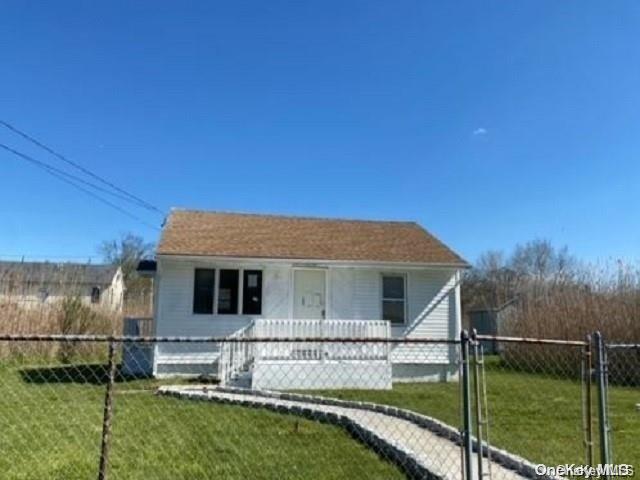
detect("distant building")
[467,299,517,354]
[0,261,124,312]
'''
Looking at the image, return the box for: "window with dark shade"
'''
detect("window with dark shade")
[91,286,101,304]
[242,270,262,315]
[218,269,239,314]
[382,275,406,324]
[193,269,215,314]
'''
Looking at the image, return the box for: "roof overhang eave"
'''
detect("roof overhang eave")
[155,252,470,270]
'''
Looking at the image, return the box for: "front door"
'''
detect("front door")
[293,269,326,319]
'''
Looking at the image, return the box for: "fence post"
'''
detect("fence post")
[460,329,474,480]
[593,331,611,475]
[470,329,484,480]
[583,334,594,466]
[98,340,118,480]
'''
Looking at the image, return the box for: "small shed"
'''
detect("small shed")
[468,299,517,354]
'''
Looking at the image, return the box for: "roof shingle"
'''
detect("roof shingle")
[158,209,467,266]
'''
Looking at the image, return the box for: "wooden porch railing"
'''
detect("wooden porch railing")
[217,321,255,386]
[252,319,391,362]
[217,319,392,385]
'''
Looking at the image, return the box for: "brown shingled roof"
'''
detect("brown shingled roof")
[157,209,467,266]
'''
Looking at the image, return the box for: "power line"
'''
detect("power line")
[0,120,164,215]
[0,143,150,206]
[0,254,97,259]
[0,143,160,231]
[0,254,96,258]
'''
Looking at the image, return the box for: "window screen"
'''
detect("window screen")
[382,275,406,324]
[242,270,262,315]
[193,269,215,314]
[218,269,239,314]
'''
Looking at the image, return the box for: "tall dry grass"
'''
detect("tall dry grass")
[498,263,640,384]
[123,288,153,318]
[0,264,152,361]
[0,299,120,362]
[500,263,640,342]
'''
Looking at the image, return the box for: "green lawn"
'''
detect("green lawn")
[1,360,637,479]
[312,366,639,468]
[0,363,404,480]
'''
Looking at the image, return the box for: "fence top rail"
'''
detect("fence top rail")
[606,343,640,349]
[474,334,588,347]
[0,334,461,344]
[0,333,593,346]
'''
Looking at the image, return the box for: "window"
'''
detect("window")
[382,275,406,324]
[217,270,239,314]
[193,269,215,314]
[242,270,262,315]
[193,268,263,315]
[91,286,101,304]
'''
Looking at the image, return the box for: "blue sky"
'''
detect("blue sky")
[1,1,639,264]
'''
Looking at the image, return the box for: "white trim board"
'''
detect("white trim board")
[158,254,468,270]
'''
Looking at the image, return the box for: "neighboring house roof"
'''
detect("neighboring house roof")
[0,261,119,286]
[157,209,468,266]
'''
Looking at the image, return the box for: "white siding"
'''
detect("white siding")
[392,269,459,365]
[329,266,459,341]
[154,258,284,369]
[263,265,290,318]
[328,268,354,319]
[352,269,380,319]
[405,269,457,339]
[153,258,462,372]
[156,258,273,338]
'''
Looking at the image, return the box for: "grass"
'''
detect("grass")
[0,362,404,480]
[1,358,637,478]
[311,364,640,468]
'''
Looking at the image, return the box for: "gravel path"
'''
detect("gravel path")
[159,386,532,480]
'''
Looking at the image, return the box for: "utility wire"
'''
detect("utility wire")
[0,143,160,231]
[0,120,164,215]
[0,254,97,259]
[0,143,148,206]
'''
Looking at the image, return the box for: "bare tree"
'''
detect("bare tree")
[464,239,580,312]
[98,233,154,301]
[476,250,506,273]
[464,250,520,311]
[510,239,577,281]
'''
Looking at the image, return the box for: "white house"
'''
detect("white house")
[0,261,124,312]
[135,209,468,389]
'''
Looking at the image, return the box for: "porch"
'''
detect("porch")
[123,317,393,389]
[219,319,392,389]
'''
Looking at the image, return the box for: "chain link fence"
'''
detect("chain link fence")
[0,332,637,479]
[604,342,640,469]
[469,335,593,479]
